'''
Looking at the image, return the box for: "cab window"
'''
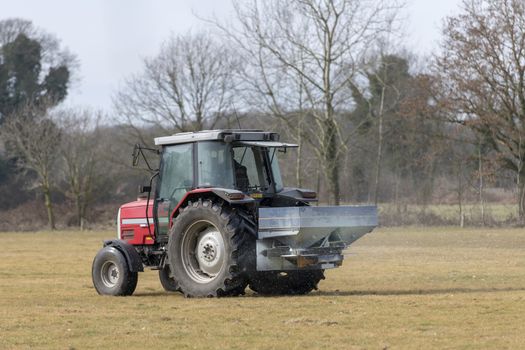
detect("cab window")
[197,142,234,189]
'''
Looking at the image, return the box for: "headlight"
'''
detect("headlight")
[116,208,121,238]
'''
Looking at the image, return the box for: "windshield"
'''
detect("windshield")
[233,146,267,192]
[232,145,284,193]
[269,148,284,192]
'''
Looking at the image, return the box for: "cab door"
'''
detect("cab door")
[155,143,194,237]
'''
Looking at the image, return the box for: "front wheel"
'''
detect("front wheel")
[92,246,138,296]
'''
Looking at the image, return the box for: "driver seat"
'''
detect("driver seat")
[234,161,249,192]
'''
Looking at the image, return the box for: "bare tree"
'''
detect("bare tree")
[435,0,525,221]
[56,108,104,230]
[215,0,404,204]
[0,101,61,229]
[114,31,240,142]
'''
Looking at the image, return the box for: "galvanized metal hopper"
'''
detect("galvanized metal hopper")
[256,206,378,271]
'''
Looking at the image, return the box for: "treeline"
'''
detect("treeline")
[1,0,525,230]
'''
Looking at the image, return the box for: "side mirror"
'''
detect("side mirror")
[139,185,151,194]
[132,144,140,166]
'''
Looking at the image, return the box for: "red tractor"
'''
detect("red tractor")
[92,130,377,297]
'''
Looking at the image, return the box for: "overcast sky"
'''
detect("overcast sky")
[1,0,463,112]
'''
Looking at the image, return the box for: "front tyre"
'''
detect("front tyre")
[167,199,254,297]
[92,246,138,296]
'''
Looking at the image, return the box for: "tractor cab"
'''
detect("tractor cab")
[157,135,289,200]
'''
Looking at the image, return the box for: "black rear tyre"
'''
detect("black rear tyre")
[249,270,325,295]
[159,265,180,292]
[92,246,138,296]
[167,199,255,297]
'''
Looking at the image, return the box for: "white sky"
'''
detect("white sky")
[0,0,463,112]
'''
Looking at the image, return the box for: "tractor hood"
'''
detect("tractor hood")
[120,198,153,209]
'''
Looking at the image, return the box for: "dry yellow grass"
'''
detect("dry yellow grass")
[379,203,519,225]
[1,227,525,349]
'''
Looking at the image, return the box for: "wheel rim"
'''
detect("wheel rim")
[100,261,120,288]
[181,220,226,284]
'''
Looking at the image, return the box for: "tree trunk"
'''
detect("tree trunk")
[42,179,55,230]
[80,204,86,231]
[295,120,303,188]
[327,159,341,205]
[374,86,386,206]
[478,141,485,226]
[323,118,340,205]
[75,195,84,230]
[518,178,525,225]
[80,192,90,231]
[394,171,400,214]
[316,167,321,204]
[517,120,525,224]
[457,162,464,228]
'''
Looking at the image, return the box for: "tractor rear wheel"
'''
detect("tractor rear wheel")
[159,265,179,292]
[167,199,255,297]
[249,270,325,295]
[92,246,138,296]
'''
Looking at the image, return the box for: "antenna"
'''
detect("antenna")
[231,102,242,129]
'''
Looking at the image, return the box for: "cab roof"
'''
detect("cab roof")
[154,129,282,146]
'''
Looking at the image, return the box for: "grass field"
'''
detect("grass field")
[1,227,525,349]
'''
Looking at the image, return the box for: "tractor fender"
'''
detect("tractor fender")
[103,239,144,272]
[209,188,255,204]
[170,188,254,223]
